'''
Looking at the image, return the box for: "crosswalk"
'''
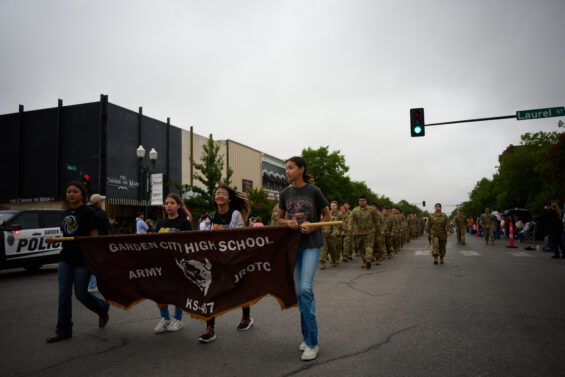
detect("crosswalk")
[413,250,535,257]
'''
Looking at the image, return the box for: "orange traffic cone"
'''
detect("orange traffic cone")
[506,220,518,249]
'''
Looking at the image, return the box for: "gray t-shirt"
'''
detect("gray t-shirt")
[279,183,329,249]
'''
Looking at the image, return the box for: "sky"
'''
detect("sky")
[1,0,564,212]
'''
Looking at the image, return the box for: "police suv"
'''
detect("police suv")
[0,209,63,271]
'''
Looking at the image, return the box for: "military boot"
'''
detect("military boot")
[433,256,439,265]
[320,261,326,270]
[374,259,381,266]
[330,259,337,267]
[440,257,444,264]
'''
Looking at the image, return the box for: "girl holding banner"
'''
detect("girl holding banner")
[278,157,330,361]
[198,185,252,343]
[153,193,192,333]
[46,181,110,343]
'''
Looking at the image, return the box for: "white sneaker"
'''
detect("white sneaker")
[154,318,170,333]
[299,341,306,351]
[87,287,98,293]
[166,318,183,332]
[301,345,319,361]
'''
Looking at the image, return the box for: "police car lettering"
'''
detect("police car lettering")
[16,237,61,253]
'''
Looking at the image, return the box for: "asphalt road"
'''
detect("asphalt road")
[1,234,564,377]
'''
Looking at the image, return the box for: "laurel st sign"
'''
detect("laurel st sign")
[516,106,565,121]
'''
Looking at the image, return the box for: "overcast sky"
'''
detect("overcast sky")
[2,0,564,211]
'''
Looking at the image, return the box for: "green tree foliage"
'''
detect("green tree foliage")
[463,126,563,215]
[170,134,234,219]
[245,187,275,225]
[301,146,423,215]
[191,134,234,203]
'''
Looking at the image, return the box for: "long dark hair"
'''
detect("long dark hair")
[162,193,192,220]
[214,185,250,222]
[66,181,88,205]
[286,156,313,183]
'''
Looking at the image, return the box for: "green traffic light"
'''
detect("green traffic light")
[414,126,422,134]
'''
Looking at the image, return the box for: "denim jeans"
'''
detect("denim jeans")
[159,305,183,321]
[88,275,97,289]
[294,247,321,347]
[56,261,110,336]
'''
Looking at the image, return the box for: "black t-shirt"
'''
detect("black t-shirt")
[279,183,329,249]
[155,216,192,233]
[90,205,112,235]
[59,205,98,266]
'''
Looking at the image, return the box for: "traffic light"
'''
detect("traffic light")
[410,108,425,137]
[422,201,426,207]
[82,173,91,187]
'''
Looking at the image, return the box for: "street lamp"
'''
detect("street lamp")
[136,145,158,220]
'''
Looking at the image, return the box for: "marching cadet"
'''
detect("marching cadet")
[426,203,452,265]
[370,203,385,265]
[382,206,394,259]
[480,208,495,246]
[453,209,466,245]
[347,196,378,269]
[342,202,354,260]
[338,205,348,262]
[327,201,342,267]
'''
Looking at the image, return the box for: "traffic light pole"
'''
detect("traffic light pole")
[425,114,516,127]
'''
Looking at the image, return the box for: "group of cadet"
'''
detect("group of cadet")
[314,196,425,270]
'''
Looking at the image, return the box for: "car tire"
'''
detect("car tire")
[24,263,43,272]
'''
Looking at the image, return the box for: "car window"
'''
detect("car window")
[0,212,15,224]
[12,213,40,229]
[42,212,62,227]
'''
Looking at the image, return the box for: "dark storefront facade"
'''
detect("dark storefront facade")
[0,95,181,231]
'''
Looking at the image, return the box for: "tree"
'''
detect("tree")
[245,187,274,225]
[302,146,349,202]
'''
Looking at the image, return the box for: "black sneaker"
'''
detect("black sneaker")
[237,316,254,331]
[198,326,216,343]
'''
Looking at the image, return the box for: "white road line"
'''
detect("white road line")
[460,251,479,256]
[414,250,432,256]
[508,251,534,257]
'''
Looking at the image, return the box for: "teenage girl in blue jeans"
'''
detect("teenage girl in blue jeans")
[278,157,330,361]
[46,181,110,343]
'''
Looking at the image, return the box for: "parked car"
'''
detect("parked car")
[0,209,63,271]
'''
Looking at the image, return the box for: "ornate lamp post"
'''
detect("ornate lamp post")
[136,145,158,219]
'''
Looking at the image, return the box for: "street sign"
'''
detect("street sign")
[66,164,77,171]
[516,106,565,121]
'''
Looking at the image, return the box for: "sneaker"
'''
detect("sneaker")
[154,318,170,334]
[166,318,183,332]
[301,345,320,361]
[88,287,98,293]
[198,326,216,343]
[99,312,109,328]
[299,341,306,351]
[237,316,254,331]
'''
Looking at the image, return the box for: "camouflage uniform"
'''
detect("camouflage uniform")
[373,209,385,264]
[347,205,378,268]
[320,209,342,267]
[453,213,466,245]
[383,210,394,258]
[342,209,353,260]
[426,211,450,263]
[480,211,495,245]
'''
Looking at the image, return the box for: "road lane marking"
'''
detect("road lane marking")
[460,251,479,256]
[414,250,431,255]
[508,251,533,257]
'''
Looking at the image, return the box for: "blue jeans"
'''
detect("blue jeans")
[88,275,97,289]
[56,261,110,336]
[294,247,320,347]
[159,306,183,321]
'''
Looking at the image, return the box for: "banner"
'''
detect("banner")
[150,173,163,205]
[77,226,301,320]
